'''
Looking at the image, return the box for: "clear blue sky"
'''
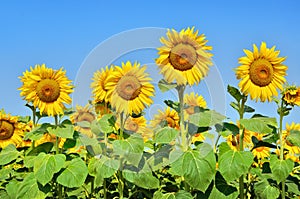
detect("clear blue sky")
[1,1,299,126]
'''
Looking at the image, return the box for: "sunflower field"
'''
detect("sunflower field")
[0,27,300,199]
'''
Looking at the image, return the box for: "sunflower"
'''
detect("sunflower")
[156,27,213,86]
[123,116,153,142]
[184,92,207,117]
[19,64,74,116]
[191,133,205,143]
[282,122,300,154]
[235,42,287,102]
[105,61,155,115]
[70,104,96,138]
[150,107,180,130]
[91,65,115,103]
[226,127,254,151]
[283,86,300,106]
[252,146,270,159]
[0,112,24,148]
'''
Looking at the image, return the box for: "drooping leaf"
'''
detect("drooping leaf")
[286,130,300,147]
[98,114,114,133]
[219,150,254,182]
[182,144,216,192]
[24,123,52,141]
[158,79,177,93]
[0,144,21,165]
[254,178,280,199]
[154,127,179,144]
[113,134,144,167]
[16,173,46,199]
[190,110,226,127]
[57,158,88,188]
[239,118,274,134]
[164,100,180,113]
[244,105,255,113]
[27,142,54,156]
[47,122,74,139]
[209,186,239,199]
[215,122,239,137]
[34,153,66,186]
[270,155,294,183]
[169,149,185,176]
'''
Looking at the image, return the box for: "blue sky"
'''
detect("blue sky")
[1,1,299,126]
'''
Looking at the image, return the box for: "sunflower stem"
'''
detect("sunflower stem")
[238,95,246,199]
[54,115,63,199]
[278,99,286,199]
[31,107,37,149]
[120,112,125,140]
[177,85,187,151]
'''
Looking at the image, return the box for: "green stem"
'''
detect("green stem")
[238,96,246,199]
[177,85,187,151]
[120,112,124,140]
[214,134,221,153]
[279,100,285,199]
[31,107,37,149]
[54,115,63,199]
[117,169,124,199]
[103,178,107,199]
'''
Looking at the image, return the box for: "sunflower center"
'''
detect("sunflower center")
[249,59,274,87]
[255,147,265,152]
[116,75,141,100]
[0,120,15,140]
[169,43,197,71]
[127,121,139,132]
[166,117,176,128]
[78,113,95,124]
[186,106,195,115]
[36,79,60,103]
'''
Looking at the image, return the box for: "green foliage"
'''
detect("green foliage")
[47,120,74,138]
[0,144,20,165]
[154,127,179,144]
[286,129,300,147]
[189,110,226,127]
[254,179,280,199]
[16,173,46,199]
[239,118,275,134]
[158,79,177,93]
[219,150,254,182]
[57,158,88,188]
[269,155,294,183]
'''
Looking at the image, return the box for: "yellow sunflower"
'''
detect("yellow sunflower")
[123,116,153,142]
[235,42,287,102]
[91,65,115,103]
[226,127,254,151]
[0,112,24,148]
[282,122,300,154]
[150,107,180,130]
[252,146,270,159]
[19,64,74,116]
[156,27,213,86]
[70,104,96,138]
[191,133,205,143]
[184,92,207,117]
[94,102,111,118]
[283,86,300,106]
[105,61,155,115]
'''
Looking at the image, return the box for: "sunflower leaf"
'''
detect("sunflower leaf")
[254,178,280,199]
[158,79,177,93]
[16,173,46,199]
[239,118,274,134]
[190,110,226,127]
[154,127,179,144]
[97,114,114,134]
[47,123,74,139]
[270,155,294,183]
[227,85,243,102]
[0,144,21,165]
[286,130,300,147]
[57,158,88,188]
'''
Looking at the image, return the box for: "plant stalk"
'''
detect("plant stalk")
[279,100,285,199]
[177,85,187,151]
[238,96,246,199]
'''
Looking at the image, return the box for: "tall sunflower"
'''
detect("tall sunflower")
[105,61,155,115]
[19,64,74,116]
[150,107,180,130]
[70,104,96,138]
[235,42,287,102]
[156,27,213,86]
[91,65,114,103]
[0,112,24,148]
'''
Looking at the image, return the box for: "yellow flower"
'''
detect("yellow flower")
[19,64,74,116]
[191,133,205,143]
[94,102,111,118]
[156,27,213,86]
[70,104,96,138]
[226,127,255,151]
[283,86,300,106]
[123,116,153,142]
[282,122,300,156]
[184,92,207,116]
[105,61,155,115]
[91,66,114,103]
[252,146,270,159]
[150,107,180,129]
[0,112,24,148]
[235,42,287,102]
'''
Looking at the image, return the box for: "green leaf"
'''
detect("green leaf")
[251,115,278,128]
[215,171,238,196]
[216,122,239,137]
[47,122,74,138]
[164,100,180,113]
[209,186,239,199]
[286,181,300,195]
[190,110,226,127]
[175,190,193,198]
[158,79,177,93]
[182,144,216,192]
[18,116,31,123]
[88,156,119,187]
[57,158,88,188]
[27,142,54,156]
[124,170,160,189]
[154,127,179,144]
[34,153,66,186]
[239,118,274,134]
[244,105,255,113]
[219,150,254,182]
[169,149,185,176]
[230,102,239,112]
[24,155,38,168]
[0,144,20,165]
[24,123,52,141]
[6,180,19,199]
[76,121,91,128]
[98,114,114,133]
[227,85,243,102]
[113,134,144,167]
[270,155,294,183]
[254,179,280,199]
[16,173,46,199]
[286,130,300,147]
